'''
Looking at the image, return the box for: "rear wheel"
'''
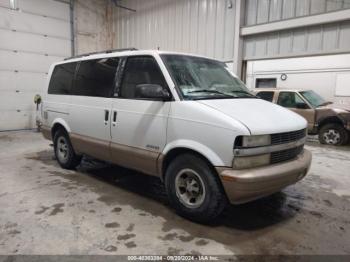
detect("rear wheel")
[53,129,81,169]
[318,123,349,145]
[165,154,227,223]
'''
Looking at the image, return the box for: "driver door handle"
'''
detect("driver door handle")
[112,111,117,127]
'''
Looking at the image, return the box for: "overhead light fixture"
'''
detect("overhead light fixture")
[228,0,233,9]
[9,0,16,9]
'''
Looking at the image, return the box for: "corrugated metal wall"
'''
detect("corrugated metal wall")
[244,20,350,59]
[245,0,350,26]
[114,0,236,61]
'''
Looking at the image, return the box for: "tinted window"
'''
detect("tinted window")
[256,78,277,88]
[73,58,119,97]
[256,91,274,102]
[277,92,307,108]
[48,62,77,95]
[120,56,167,99]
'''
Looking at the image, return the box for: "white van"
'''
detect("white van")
[41,49,312,222]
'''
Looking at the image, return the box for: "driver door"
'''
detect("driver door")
[109,56,171,176]
[277,91,316,132]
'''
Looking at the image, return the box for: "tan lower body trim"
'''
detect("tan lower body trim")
[110,142,161,177]
[69,133,162,177]
[41,126,52,141]
[70,133,111,162]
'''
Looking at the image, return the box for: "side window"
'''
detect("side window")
[48,62,77,95]
[256,91,274,102]
[256,78,277,88]
[120,56,168,99]
[277,92,308,108]
[73,58,119,97]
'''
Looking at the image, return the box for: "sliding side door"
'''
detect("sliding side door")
[68,57,119,161]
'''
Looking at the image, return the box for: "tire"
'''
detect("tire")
[318,123,349,146]
[53,129,81,169]
[164,154,227,223]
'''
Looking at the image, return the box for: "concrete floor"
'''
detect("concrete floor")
[0,131,350,255]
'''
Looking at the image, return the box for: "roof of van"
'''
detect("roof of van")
[58,49,215,65]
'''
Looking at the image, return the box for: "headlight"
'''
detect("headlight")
[233,154,270,169]
[242,135,271,147]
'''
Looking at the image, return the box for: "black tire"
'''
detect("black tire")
[164,153,227,223]
[53,129,81,169]
[318,123,349,146]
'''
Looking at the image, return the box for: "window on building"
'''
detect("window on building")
[120,56,168,99]
[256,78,277,88]
[256,91,274,102]
[277,92,308,108]
[73,58,119,97]
[48,62,77,95]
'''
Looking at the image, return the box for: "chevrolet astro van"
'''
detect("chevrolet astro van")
[41,49,312,222]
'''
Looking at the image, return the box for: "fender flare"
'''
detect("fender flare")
[162,139,225,167]
[51,118,71,134]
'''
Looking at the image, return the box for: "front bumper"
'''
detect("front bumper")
[216,149,312,204]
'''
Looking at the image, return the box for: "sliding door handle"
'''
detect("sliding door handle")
[104,110,109,125]
[112,111,117,127]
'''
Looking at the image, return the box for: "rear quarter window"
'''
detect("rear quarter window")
[73,58,119,97]
[48,62,77,95]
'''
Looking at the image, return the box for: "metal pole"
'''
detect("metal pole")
[70,0,75,56]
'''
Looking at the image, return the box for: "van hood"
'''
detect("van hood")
[197,99,307,135]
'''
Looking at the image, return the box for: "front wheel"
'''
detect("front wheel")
[318,123,349,146]
[53,129,81,169]
[165,154,227,223]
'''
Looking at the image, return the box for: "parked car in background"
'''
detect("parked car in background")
[41,49,312,222]
[254,89,350,146]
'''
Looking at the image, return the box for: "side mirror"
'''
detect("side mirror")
[135,84,171,101]
[296,103,308,109]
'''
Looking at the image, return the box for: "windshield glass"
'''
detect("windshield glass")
[300,90,327,108]
[161,54,254,100]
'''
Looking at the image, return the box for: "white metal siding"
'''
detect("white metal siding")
[0,0,71,130]
[114,0,236,61]
[245,0,350,26]
[243,20,350,59]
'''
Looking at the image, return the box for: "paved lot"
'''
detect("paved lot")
[0,131,349,255]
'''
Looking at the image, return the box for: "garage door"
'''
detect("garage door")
[0,0,71,130]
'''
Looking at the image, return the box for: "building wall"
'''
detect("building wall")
[0,0,71,130]
[74,0,115,55]
[244,20,350,59]
[245,0,350,26]
[113,0,236,61]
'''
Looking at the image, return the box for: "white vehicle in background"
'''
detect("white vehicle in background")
[40,49,312,222]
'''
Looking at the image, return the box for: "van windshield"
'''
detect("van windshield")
[161,54,255,100]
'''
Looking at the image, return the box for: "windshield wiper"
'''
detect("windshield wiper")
[188,89,234,97]
[319,101,332,107]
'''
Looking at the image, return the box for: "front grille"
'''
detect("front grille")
[271,129,306,145]
[271,145,304,164]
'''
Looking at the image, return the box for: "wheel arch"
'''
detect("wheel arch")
[318,116,344,130]
[160,142,225,181]
[51,118,71,139]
